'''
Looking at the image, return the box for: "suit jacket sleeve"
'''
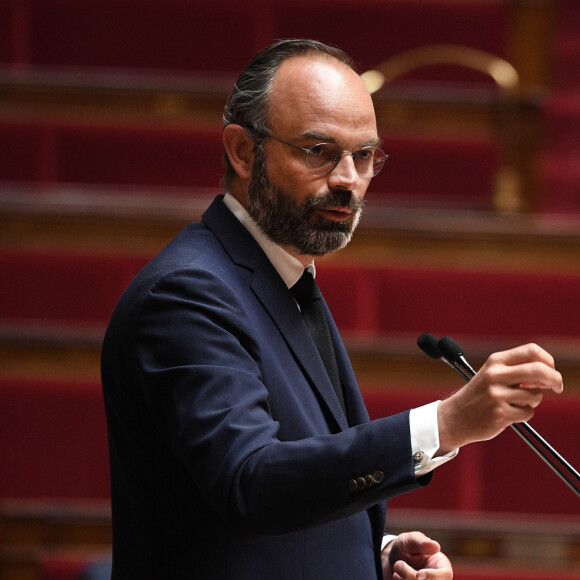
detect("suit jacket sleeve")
[125,254,426,539]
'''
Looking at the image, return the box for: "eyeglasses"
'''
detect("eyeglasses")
[267,135,387,179]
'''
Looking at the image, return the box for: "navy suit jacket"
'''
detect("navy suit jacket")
[101,195,428,579]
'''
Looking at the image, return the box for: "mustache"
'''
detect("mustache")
[305,190,365,212]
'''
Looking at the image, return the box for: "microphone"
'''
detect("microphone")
[418,333,580,497]
[437,336,477,378]
[416,332,442,360]
[417,333,470,381]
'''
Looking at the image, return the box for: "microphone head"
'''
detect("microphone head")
[417,333,442,359]
[437,336,464,363]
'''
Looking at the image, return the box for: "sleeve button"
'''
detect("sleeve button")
[372,470,385,484]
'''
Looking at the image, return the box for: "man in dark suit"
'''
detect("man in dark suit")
[101,39,563,579]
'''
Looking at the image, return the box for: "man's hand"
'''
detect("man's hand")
[437,343,563,455]
[382,531,452,580]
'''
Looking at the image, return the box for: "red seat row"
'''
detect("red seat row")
[552,0,580,60]
[537,1,580,212]
[40,553,580,580]
[1,0,508,76]
[539,147,580,213]
[2,250,580,345]
[452,566,580,580]
[317,263,580,343]
[38,558,580,580]
[0,120,226,191]
[1,376,578,519]
[39,555,580,580]
[371,132,500,208]
[0,250,148,328]
[0,377,110,500]
[0,119,500,208]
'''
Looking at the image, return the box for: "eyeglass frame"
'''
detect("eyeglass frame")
[264,134,388,179]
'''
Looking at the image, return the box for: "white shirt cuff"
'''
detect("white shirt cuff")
[409,401,458,477]
[381,534,398,551]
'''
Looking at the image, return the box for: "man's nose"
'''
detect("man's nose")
[327,153,360,189]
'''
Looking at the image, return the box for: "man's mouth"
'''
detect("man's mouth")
[314,206,354,221]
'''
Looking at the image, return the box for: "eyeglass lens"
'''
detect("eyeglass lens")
[305,144,386,178]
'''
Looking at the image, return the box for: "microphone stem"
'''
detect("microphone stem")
[443,357,471,381]
[511,422,580,497]
[455,355,477,377]
[454,358,580,497]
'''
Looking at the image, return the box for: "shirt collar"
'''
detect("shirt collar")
[223,192,315,288]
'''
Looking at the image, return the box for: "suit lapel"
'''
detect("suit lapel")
[203,197,348,432]
[323,299,370,427]
[251,268,349,432]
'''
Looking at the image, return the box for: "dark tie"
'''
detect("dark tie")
[291,270,346,415]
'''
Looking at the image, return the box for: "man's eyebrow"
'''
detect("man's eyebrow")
[302,130,336,142]
[366,136,383,148]
[301,131,382,148]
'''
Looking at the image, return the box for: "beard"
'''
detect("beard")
[247,147,365,256]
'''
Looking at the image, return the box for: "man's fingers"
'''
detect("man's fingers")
[481,361,563,395]
[507,386,544,409]
[519,381,557,390]
[393,560,416,579]
[487,343,555,368]
[395,533,440,558]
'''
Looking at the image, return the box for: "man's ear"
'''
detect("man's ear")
[223,124,255,181]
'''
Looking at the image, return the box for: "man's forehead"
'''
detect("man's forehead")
[273,54,358,93]
[269,55,376,133]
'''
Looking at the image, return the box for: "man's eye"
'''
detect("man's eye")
[309,144,326,156]
[356,149,373,160]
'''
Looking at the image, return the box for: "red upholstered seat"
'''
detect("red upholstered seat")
[453,565,580,580]
[553,0,580,48]
[370,133,500,208]
[274,0,508,76]
[25,0,269,74]
[0,250,148,326]
[57,123,225,190]
[317,265,580,342]
[542,93,580,151]
[478,396,580,515]
[0,121,56,183]
[552,36,580,90]
[3,0,508,76]
[375,267,580,340]
[0,119,225,190]
[539,150,580,213]
[0,378,109,500]
[552,0,580,91]
[538,92,580,212]
[0,1,13,64]
[537,0,580,212]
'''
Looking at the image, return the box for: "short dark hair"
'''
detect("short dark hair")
[221,39,355,190]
